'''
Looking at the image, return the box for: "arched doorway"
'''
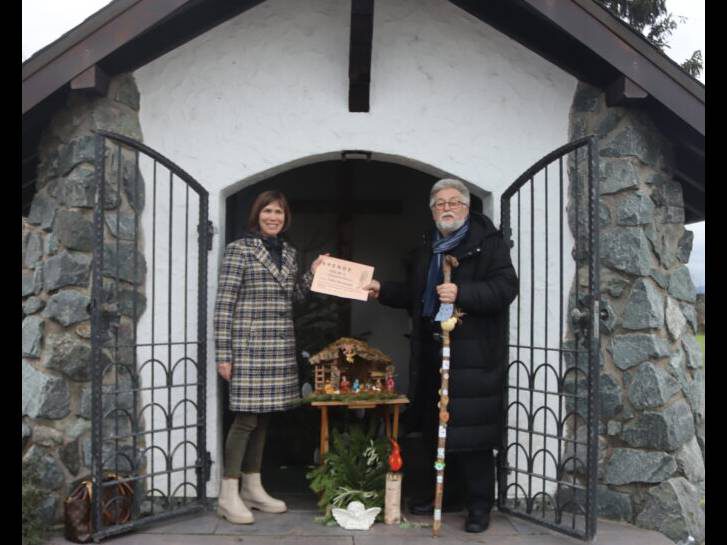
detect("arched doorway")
[221,155,488,495]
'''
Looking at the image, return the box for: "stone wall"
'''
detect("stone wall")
[21,74,144,527]
[570,82,705,544]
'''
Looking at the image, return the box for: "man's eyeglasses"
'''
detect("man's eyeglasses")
[432,200,468,211]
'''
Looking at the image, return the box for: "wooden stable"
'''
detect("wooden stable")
[309,337,396,394]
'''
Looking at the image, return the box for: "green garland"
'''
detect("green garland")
[303,391,402,403]
[306,426,391,524]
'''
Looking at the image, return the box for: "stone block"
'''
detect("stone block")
[33,266,44,294]
[600,373,623,418]
[599,298,618,334]
[607,420,622,436]
[37,495,59,526]
[22,316,44,358]
[677,230,693,263]
[60,439,82,476]
[22,445,65,491]
[33,425,64,447]
[627,362,679,410]
[103,242,147,284]
[675,436,704,483]
[24,231,43,268]
[666,349,689,393]
[605,448,676,485]
[105,210,137,240]
[571,82,602,113]
[58,136,96,176]
[556,484,633,521]
[43,289,90,326]
[622,400,695,451]
[644,224,681,270]
[46,332,97,382]
[27,192,58,231]
[81,438,137,473]
[22,271,34,297]
[665,297,688,341]
[680,302,698,334]
[599,159,640,195]
[114,74,141,111]
[649,268,669,289]
[682,334,703,370]
[595,107,627,138]
[599,121,662,168]
[609,334,671,370]
[616,190,654,226]
[44,251,91,291]
[601,271,628,298]
[622,278,664,330]
[22,420,31,442]
[23,296,45,315]
[668,266,697,303]
[22,361,70,419]
[635,477,704,544]
[59,163,96,208]
[78,385,91,419]
[54,209,94,252]
[685,369,704,423]
[600,227,653,276]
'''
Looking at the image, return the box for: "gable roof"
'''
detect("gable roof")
[22,0,704,222]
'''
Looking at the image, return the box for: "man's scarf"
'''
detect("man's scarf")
[422,219,470,318]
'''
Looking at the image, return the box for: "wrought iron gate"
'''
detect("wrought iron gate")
[90,131,212,540]
[497,136,600,540]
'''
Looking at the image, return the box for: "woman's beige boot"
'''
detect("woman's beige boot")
[217,478,254,524]
[240,472,287,513]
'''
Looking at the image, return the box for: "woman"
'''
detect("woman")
[213,190,325,524]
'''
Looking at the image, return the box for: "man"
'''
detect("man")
[365,178,518,533]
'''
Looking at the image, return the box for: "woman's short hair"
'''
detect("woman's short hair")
[429,178,471,208]
[247,190,292,233]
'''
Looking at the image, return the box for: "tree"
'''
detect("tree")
[597,0,703,78]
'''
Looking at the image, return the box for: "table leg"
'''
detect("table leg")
[384,405,392,439]
[320,406,329,462]
[393,405,400,439]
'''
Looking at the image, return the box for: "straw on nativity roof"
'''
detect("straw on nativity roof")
[308,337,394,365]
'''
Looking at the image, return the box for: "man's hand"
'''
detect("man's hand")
[218,362,232,381]
[436,282,458,304]
[364,279,381,300]
[311,253,330,274]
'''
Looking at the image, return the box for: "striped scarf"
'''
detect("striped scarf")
[422,219,470,318]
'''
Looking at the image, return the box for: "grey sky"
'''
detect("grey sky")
[22,0,705,288]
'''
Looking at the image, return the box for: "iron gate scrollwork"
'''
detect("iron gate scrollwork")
[497,136,600,540]
[90,131,212,540]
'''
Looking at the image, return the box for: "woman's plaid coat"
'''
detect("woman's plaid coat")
[214,236,313,413]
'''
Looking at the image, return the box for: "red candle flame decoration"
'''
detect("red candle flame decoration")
[388,437,403,472]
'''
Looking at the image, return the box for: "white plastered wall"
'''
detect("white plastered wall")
[133,0,578,498]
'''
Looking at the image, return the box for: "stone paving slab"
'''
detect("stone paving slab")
[44,508,674,545]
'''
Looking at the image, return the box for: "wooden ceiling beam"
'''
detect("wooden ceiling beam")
[70,65,110,97]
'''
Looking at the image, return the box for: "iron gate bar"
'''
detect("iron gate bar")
[91,131,210,541]
[497,136,600,541]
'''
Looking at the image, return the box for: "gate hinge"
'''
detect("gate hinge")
[197,450,213,482]
[199,220,214,251]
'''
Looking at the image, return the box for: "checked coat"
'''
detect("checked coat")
[214,235,313,413]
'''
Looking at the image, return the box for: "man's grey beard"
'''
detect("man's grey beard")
[436,216,467,236]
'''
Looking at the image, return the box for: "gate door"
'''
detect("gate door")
[497,136,600,540]
[90,131,212,540]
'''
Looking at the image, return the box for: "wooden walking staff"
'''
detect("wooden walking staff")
[432,255,462,536]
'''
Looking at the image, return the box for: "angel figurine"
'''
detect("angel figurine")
[331,500,381,530]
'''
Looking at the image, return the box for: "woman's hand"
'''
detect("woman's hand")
[436,282,458,304]
[311,253,330,274]
[217,362,232,381]
[364,279,381,300]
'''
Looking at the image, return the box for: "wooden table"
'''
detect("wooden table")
[310,397,410,458]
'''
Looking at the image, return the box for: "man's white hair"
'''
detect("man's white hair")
[429,178,470,207]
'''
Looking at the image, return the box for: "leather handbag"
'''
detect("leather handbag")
[64,473,133,543]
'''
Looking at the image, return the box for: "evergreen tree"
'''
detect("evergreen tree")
[597,0,703,78]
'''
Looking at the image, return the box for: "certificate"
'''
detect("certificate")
[311,256,374,301]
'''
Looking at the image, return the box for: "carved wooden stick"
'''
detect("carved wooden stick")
[432,255,459,537]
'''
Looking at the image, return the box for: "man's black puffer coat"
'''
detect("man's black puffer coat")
[379,212,518,452]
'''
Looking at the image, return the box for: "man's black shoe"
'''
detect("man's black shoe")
[464,509,491,533]
[408,498,464,515]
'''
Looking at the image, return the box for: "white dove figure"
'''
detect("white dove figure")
[331,500,381,530]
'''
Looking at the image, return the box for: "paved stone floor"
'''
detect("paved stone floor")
[46,495,673,545]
